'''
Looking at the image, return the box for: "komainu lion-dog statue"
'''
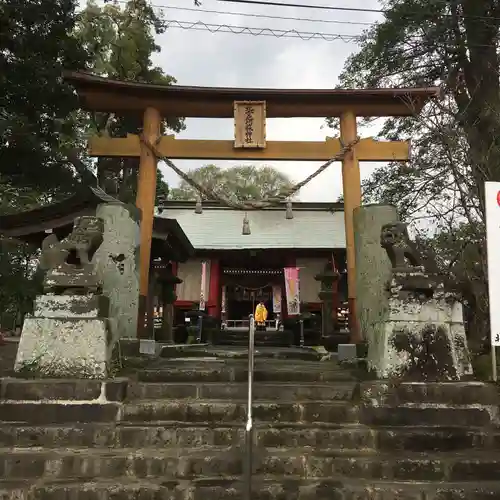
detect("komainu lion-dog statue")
[40,216,104,271]
[39,216,104,294]
[380,222,422,270]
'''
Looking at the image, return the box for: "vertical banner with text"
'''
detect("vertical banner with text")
[199,261,207,311]
[221,285,227,314]
[272,285,282,313]
[485,182,500,346]
[284,267,300,316]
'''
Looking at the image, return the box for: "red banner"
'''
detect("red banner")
[199,261,207,311]
[284,267,300,315]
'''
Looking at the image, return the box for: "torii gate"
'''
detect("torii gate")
[64,71,438,342]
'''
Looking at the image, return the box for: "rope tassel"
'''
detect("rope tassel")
[285,200,293,219]
[195,196,203,214]
[242,212,251,235]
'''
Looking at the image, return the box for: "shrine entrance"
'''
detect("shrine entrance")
[222,270,282,328]
[218,250,284,328]
[64,71,439,341]
[225,284,273,325]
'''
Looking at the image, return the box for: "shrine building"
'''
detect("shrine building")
[159,200,348,326]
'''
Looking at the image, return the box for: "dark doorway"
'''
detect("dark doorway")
[226,284,275,321]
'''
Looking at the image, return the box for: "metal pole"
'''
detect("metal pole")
[492,346,498,382]
[197,315,203,344]
[299,318,304,347]
[245,314,255,500]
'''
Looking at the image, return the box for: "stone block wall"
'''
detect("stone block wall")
[94,203,141,342]
[353,204,398,353]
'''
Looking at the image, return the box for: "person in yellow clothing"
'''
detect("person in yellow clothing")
[254,301,268,330]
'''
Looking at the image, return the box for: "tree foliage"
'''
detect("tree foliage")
[0,0,203,328]
[0,0,89,192]
[169,164,295,202]
[73,0,189,202]
[0,239,43,332]
[338,0,500,350]
[0,0,88,327]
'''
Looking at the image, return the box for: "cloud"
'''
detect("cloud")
[149,1,385,201]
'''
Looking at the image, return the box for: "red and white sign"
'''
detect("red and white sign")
[284,267,300,316]
[485,182,500,346]
[199,261,207,311]
[272,285,282,313]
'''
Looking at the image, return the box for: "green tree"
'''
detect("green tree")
[0,0,89,329]
[0,0,205,327]
[0,239,43,332]
[169,164,295,202]
[0,178,51,330]
[337,0,500,350]
[0,0,90,192]
[73,0,189,201]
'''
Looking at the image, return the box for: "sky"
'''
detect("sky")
[116,0,386,201]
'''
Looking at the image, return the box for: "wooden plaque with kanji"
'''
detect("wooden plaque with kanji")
[234,101,266,149]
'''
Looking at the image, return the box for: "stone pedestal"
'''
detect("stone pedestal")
[14,294,109,379]
[370,271,473,380]
[94,203,140,340]
[353,204,399,346]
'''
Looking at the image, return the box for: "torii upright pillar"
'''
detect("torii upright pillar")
[136,107,161,338]
[340,111,362,343]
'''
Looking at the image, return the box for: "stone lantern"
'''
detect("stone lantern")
[154,261,182,343]
[314,259,341,336]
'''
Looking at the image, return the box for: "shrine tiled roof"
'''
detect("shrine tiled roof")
[65,71,440,118]
[0,186,194,259]
[157,201,345,250]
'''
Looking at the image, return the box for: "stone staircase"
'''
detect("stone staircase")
[215,328,292,347]
[0,358,500,499]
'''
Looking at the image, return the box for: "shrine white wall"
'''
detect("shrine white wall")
[176,258,211,302]
[176,256,327,304]
[296,258,325,303]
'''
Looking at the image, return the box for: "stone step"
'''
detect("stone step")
[0,378,354,402]
[216,334,286,342]
[216,339,290,347]
[0,378,127,402]
[220,329,287,338]
[218,339,320,348]
[2,447,500,482]
[121,400,357,425]
[2,478,500,500]
[361,381,500,406]
[6,397,492,428]
[158,346,321,362]
[0,424,375,449]
[8,379,495,405]
[375,426,500,452]
[217,332,288,341]
[0,479,174,500]
[2,424,500,452]
[138,363,355,383]
[0,393,495,428]
[125,382,357,401]
[0,402,120,424]
[8,379,498,406]
[217,334,289,343]
[186,478,500,500]
[360,404,496,427]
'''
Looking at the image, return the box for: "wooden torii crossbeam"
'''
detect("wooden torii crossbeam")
[64,71,439,342]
